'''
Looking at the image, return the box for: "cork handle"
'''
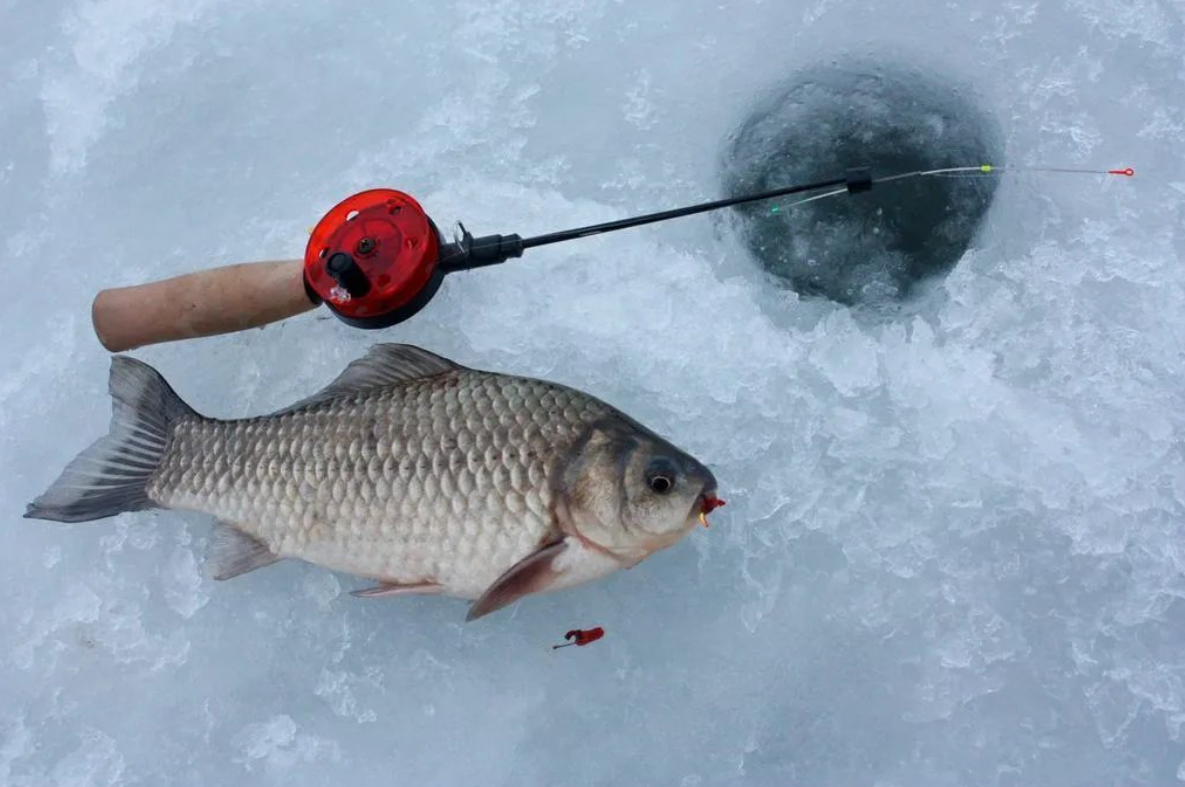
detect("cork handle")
[91,259,318,353]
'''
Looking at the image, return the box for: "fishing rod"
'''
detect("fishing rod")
[91,164,1134,353]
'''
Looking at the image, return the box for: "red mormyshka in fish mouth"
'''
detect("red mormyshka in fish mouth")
[698,495,726,528]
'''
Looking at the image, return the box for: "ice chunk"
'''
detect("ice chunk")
[161,545,208,619]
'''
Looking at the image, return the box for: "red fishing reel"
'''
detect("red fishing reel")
[303,189,446,329]
[303,189,527,329]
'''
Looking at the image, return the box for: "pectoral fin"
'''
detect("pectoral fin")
[466,539,569,622]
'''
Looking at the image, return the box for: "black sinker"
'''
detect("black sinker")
[722,59,1003,307]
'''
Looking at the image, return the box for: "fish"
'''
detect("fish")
[25,344,725,621]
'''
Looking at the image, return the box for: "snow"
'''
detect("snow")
[2,0,1183,784]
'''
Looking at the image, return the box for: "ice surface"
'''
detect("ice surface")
[1,0,1183,785]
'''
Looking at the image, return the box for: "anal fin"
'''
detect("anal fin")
[351,581,442,599]
[209,521,282,580]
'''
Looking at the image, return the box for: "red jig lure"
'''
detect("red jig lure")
[552,627,605,650]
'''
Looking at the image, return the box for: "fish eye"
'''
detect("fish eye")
[645,459,677,495]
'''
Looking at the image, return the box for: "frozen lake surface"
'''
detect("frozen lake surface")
[1,0,1183,784]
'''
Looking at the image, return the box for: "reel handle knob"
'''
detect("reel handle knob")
[91,259,316,353]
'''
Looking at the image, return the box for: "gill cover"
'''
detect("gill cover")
[556,421,716,566]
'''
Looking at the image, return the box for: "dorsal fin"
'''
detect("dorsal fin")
[274,344,467,414]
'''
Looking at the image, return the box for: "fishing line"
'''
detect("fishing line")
[765,164,1135,213]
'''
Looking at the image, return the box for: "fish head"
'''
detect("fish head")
[556,419,721,567]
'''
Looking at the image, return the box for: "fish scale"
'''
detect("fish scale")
[147,371,605,596]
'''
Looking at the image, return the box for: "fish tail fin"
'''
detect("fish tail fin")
[25,356,198,523]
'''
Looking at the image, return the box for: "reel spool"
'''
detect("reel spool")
[302,188,527,329]
[303,189,445,329]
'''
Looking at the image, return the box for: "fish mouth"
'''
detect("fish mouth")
[695,490,726,529]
